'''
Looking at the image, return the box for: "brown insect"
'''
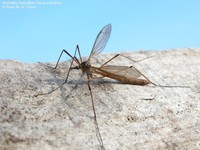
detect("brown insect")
[37,24,189,149]
[54,24,151,150]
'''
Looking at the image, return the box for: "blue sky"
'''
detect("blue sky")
[0,0,200,62]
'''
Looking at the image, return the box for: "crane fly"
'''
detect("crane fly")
[36,24,189,149]
[36,24,152,149]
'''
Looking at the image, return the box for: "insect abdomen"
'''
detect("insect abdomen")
[121,77,150,85]
[94,68,150,85]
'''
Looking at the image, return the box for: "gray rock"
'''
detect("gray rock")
[0,48,200,150]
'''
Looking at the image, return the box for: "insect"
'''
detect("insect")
[36,24,190,149]
[37,24,152,149]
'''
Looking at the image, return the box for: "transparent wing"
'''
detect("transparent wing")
[99,65,142,78]
[87,24,112,62]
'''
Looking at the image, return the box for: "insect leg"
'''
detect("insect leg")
[86,76,105,150]
[35,47,81,96]
[99,54,155,85]
[100,54,154,67]
[100,54,120,67]
[76,45,83,63]
[54,48,80,70]
[63,47,79,83]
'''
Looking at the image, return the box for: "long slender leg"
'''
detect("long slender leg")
[98,54,190,87]
[111,55,190,87]
[35,47,81,96]
[130,65,190,88]
[114,55,190,87]
[76,45,83,63]
[55,47,80,69]
[54,49,72,69]
[100,54,120,67]
[100,54,154,67]
[38,48,80,70]
[98,54,155,85]
[87,76,105,150]
[64,46,80,83]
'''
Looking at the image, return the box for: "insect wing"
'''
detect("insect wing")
[87,24,112,62]
[100,65,142,79]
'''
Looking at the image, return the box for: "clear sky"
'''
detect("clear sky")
[0,0,200,62]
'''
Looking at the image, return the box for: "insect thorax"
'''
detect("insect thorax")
[81,61,92,77]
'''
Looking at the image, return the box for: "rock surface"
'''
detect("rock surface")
[0,48,200,150]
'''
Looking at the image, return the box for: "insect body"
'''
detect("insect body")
[69,24,150,86]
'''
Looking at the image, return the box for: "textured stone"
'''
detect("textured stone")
[0,48,200,150]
